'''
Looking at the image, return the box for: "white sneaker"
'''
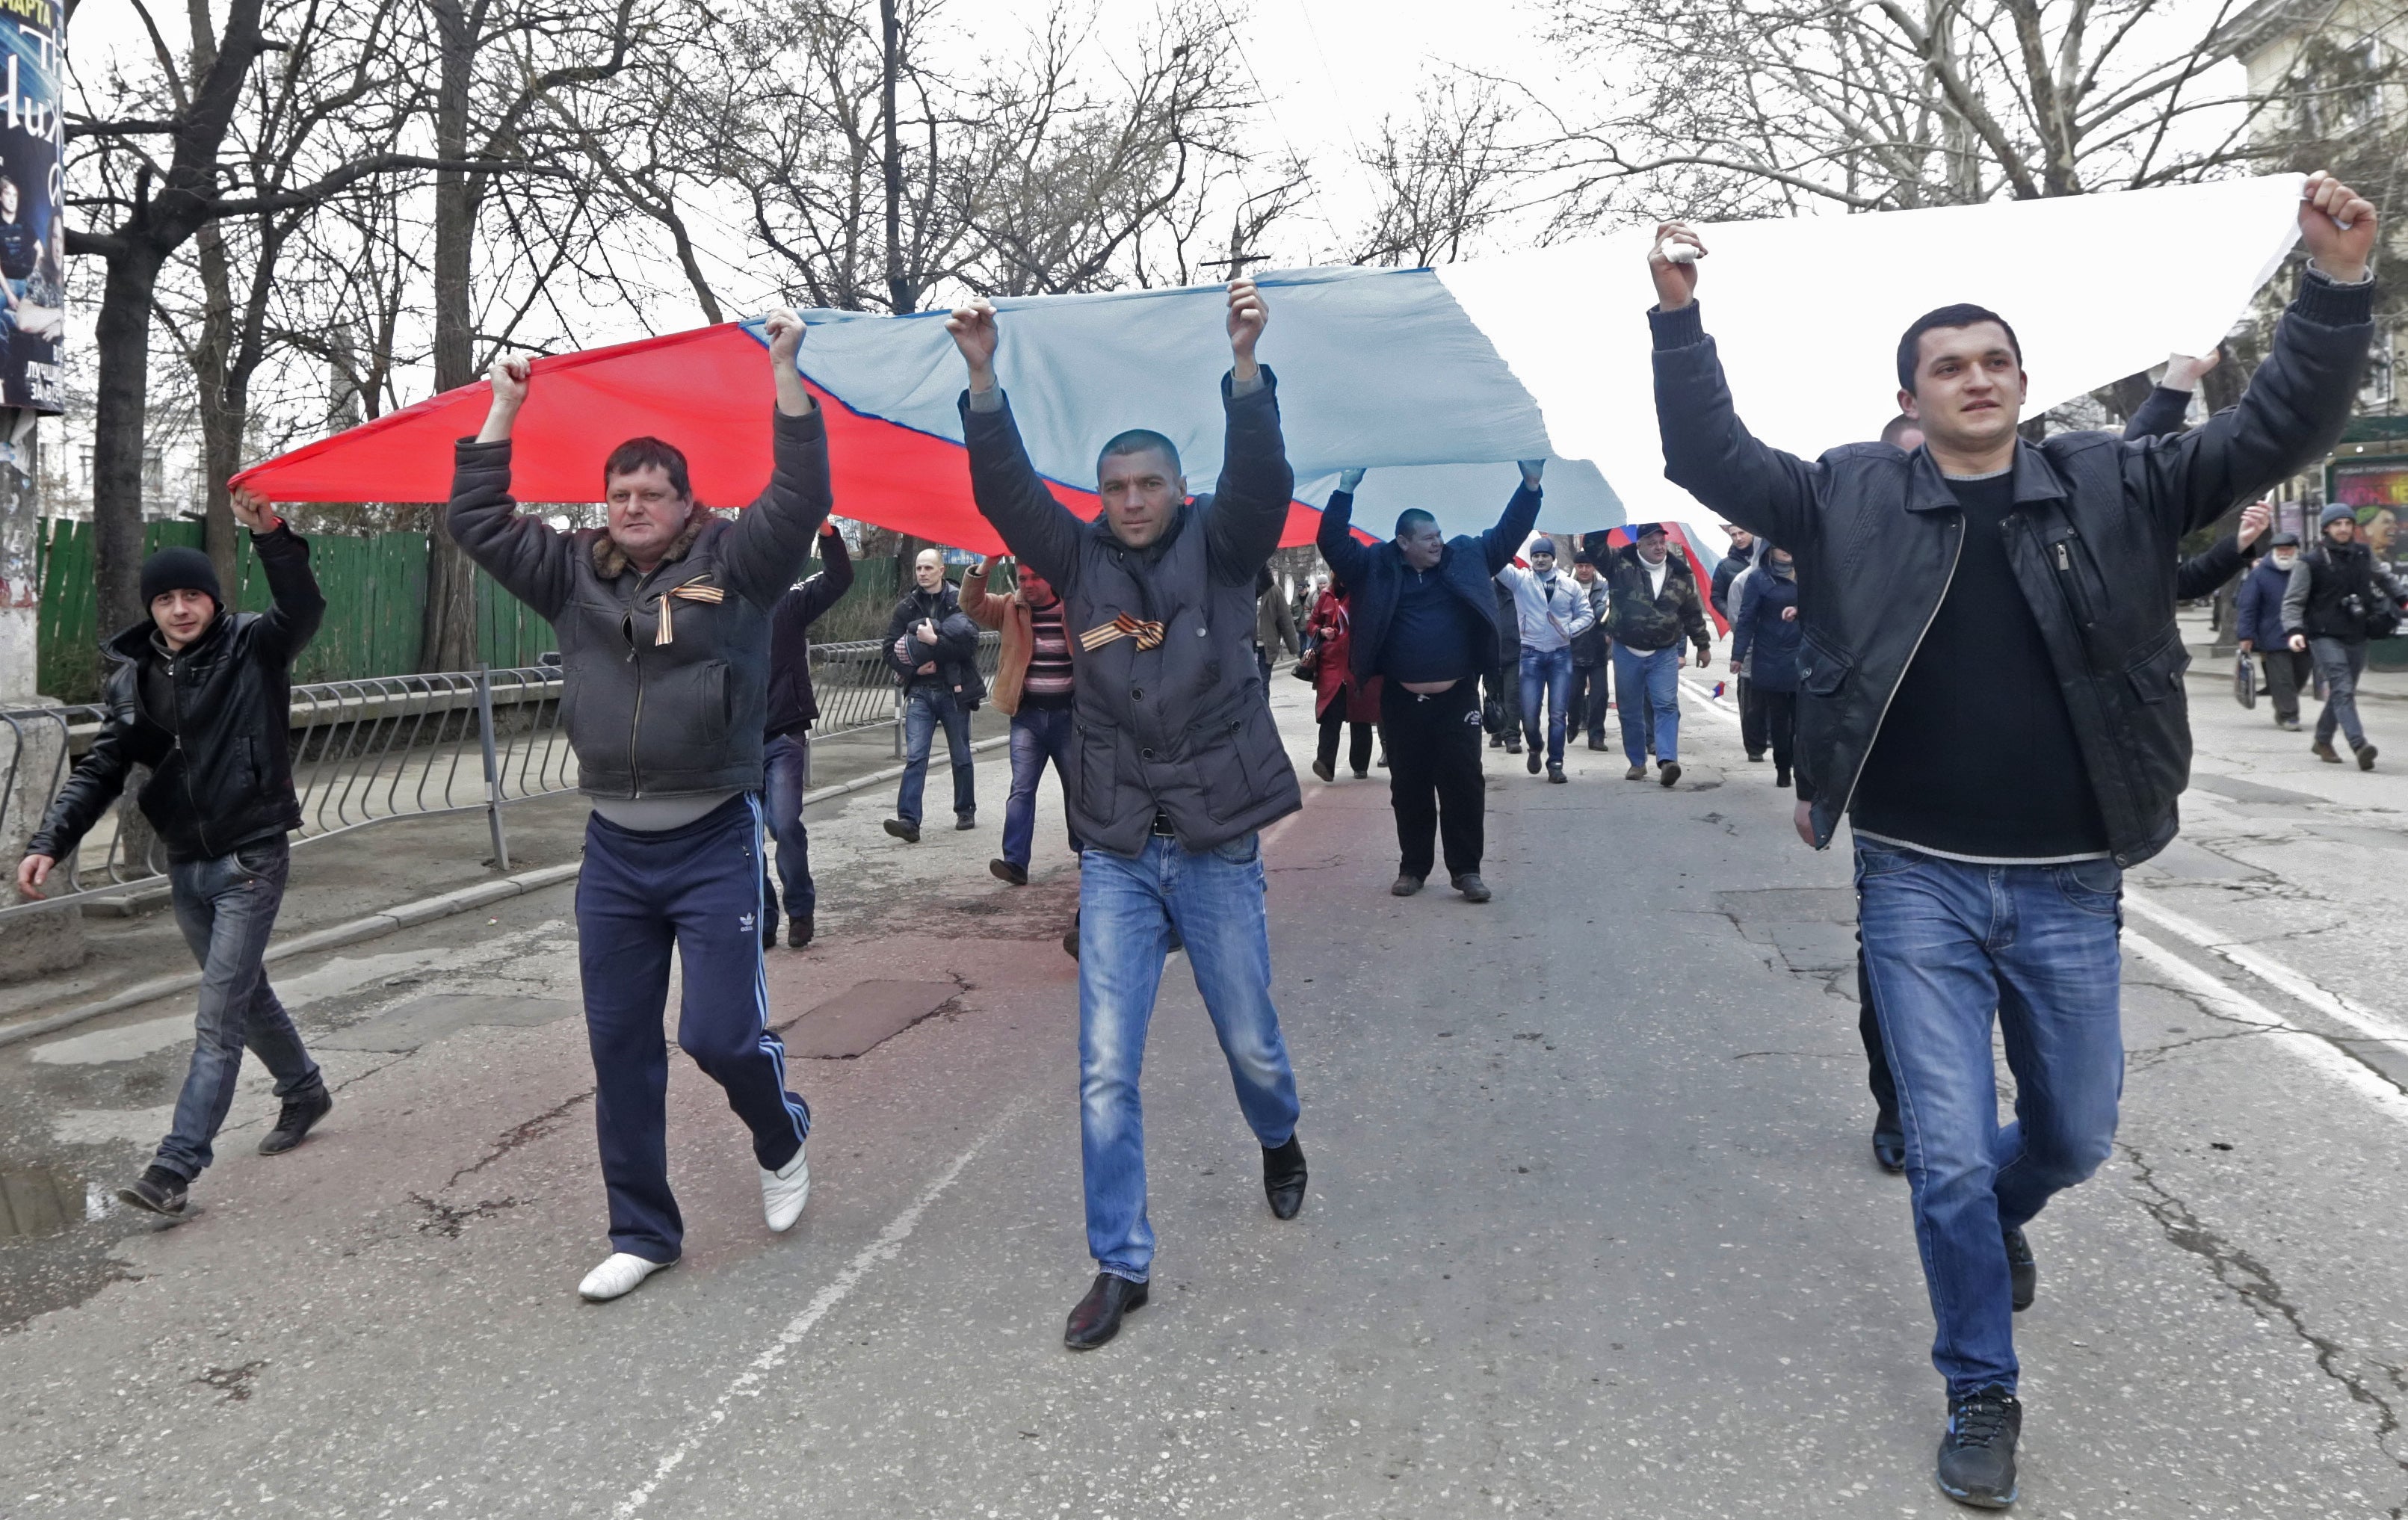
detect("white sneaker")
[578,1252,672,1302]
[762,1140,811,1232]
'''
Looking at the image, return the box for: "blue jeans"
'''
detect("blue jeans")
[1518,645,1573,767]
[898,684,975,827]
[155,836,323,1181]
[1002,705,1081,870]
[1611,643,1683,765]
[761,731,813,921]
[1078,832,1301,1282]
[1854,837,2125,1396]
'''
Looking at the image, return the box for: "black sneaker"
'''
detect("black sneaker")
[1936,1385,2021,1508]
[117,1165,191,1218]
[789,914,814,948]
[2004,1226,2037,1312]
[955,813,977,831]
[259,1087,333,1155]
[1451,873,1492,903]
[1525,750,1541,775]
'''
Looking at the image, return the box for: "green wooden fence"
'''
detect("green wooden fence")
[31,519,907,702]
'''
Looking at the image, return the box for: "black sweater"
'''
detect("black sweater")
[765,530,855,737]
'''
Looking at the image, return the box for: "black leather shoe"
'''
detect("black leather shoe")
[1658,761,1682,788]
[956,813,977,831]
[1452,873,1492,903]
[1872,1125,1907,1174]
[1936,1385,2021,1508]
[1063,912,1080,959]
[117,1165,191,1218]
[258,1087,333,1156]
[2004,1226,2037,1312]
[1546,764,1566,783]
[789,914,813,949]
[1263,1135,1307,1220]
[1063,1272,1148,1350]
[762,915,777,951]
[883,818,921,843]
[1391,874,1423,897]
[990,858,1028,886]
[1525,750,1541,774]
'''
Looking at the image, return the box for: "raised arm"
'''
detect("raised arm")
[1204,279,1296,584]
[951,297,1087,589]
[2133,174,2379,538]
[1315,477,1375,587]
[1477,463,1546,575]
[792,521,854,625]
[1646,223,1824,549]
[958,558,1006,631]
[2122,350,2217,441]
[231,489,325,664]
[448,353,576,622]
[2174,501,2267,601]
[720,311,833,605]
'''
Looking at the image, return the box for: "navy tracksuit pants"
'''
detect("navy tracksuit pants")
[578,794,810,1262]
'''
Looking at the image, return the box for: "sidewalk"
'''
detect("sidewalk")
[2180,607,2408,704]
[0,707,1010,1034]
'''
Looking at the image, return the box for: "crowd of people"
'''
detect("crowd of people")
[10,165,2393,1512]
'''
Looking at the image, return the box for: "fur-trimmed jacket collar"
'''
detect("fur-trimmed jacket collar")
[590,509,716,580]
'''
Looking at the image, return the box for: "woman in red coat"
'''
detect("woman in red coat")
[1305,576,1383,782]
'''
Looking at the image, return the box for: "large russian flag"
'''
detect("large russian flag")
[236,176,2306,553]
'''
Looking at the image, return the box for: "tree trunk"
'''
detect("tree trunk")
[880,0,914,315]
[419,0,483,673]
[194,220,242,597]
[90,249,167,640]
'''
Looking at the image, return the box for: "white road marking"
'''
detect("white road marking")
[2122,929,2408,1127]
[614,1096,1030,1516]
[2123,889,2408,1048]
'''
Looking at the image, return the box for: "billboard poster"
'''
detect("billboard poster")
[2331,457,2408,585]
[0,0,62,415]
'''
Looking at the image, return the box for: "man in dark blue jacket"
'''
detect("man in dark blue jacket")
[1652,170,2379,1506]
[762,519,853,945]
[22,490,329,1219]
[2237,529,2307,729]
[1318,466,1543,902]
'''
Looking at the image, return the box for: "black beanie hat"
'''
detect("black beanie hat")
[140,546,222,611]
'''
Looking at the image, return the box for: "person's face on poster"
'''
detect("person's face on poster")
[2365,507,2399,562]
[0,179,18,224]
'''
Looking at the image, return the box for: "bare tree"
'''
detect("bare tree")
[1348,78,1526,268]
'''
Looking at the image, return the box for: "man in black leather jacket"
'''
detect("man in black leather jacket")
[880,547,984,843]
[22,489,330,1219]
[1653,172,2380,1507]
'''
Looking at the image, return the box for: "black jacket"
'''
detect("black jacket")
[1602,540,1711,652]
[449,408,832,797]
[1317,484,1543,683]
[960,371,1297,855]
[2286,538,2408,643]
[30,526,327,865]
[765,530,854,737]
[1708,540,1753,619]
[883,581,986,708]
[1652,269,2374,865]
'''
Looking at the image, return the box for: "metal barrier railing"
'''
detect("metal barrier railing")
[0,629,1001,920]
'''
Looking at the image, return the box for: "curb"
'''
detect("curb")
[0,734,1012,1053]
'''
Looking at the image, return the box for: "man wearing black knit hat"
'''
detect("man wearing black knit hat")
[20,489,330,1219]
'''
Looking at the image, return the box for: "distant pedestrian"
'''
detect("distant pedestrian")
[1303,572,1381,782]
[1564,554,1612,750]
[2238,529,2309,731]
[1256,566,1300,687]
[1729,543,1801,786]
[2286,502,2407,770]
[760,519,853,949]
[1710,523,1765,761]
[1498,534,1596,782]
[448,313,827,1301]
[20,490,331,1220]
[1602,524,1711,787]
[1484,575,1523,754]
[883,548,985,841]
[962,555,1083,886]
[1319,463,1545,903]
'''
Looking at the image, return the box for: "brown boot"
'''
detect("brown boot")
[2313,740,2341,763]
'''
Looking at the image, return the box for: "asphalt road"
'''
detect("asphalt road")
[3,655,2407,1518]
